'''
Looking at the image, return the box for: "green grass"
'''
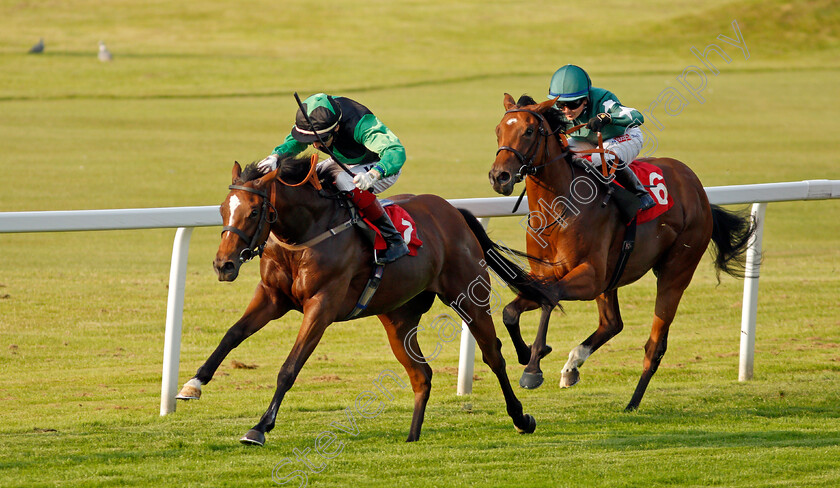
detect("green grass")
[1,0,840,486]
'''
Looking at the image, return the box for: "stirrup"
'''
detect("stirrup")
[638,193,656,211]
[376,241,409,264]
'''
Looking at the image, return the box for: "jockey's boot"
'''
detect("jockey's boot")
[615,166,656,211]
[348,188,409,264]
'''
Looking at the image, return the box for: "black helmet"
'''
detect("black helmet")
[291,93,342,143]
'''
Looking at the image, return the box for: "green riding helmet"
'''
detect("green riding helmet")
[292,93,343,143]
[548,64,592,101]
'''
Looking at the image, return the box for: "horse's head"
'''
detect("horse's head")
[489,93,564,195]
[214,162,279,281]
[214,155,323,281]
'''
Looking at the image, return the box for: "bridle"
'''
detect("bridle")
[223,183,278,264]
[496,108,575,212]
[221,154,335,263]
[496,108,572,182]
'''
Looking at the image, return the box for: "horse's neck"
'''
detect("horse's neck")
[526,151,577,216]
[271,186,345,244]
[526,154,618,255]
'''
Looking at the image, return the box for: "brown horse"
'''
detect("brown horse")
[488,94,753,410]
[177,155,548,445]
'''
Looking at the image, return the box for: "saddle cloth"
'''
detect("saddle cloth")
[580,158,674,224]
[364,202,423,255]
[627,161,673,224]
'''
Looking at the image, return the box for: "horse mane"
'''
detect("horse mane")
[516,94,570,134]
[240,154,314,185]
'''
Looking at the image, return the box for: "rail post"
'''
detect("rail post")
[738,203,766,381]
[160,227,194,415]
[457,218,489,395]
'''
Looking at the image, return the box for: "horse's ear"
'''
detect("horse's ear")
[232,161,242,182]
[536,96,559,113]
[503,93,516,110]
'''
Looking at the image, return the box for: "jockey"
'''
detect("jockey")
[548,64,656,210]
[257,93,409,264]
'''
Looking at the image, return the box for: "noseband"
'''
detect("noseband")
[223,184,277,263]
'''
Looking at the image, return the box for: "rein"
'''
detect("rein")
[497,110,620,213]
[563,124,620,179]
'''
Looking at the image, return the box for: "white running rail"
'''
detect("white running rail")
[1,179,838,413]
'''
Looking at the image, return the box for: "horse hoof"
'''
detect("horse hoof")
[515,413,537,434]
[559,369,580,388]
[240,429,265,446]
[519,371,544,389]
[175,384,201,400]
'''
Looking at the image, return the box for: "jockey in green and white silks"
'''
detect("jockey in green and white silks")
[549,64,655,210]
[256,93,409,264]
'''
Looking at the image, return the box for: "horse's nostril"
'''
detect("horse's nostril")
[497,172,511,184]
[221,262,236,273]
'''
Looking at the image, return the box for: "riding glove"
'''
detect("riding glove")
[586,113,612,132]
[353,168,381,191]
[257,154,279,173]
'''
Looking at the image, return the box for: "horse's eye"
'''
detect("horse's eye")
[525,127,534,136]
[249,208,259,219]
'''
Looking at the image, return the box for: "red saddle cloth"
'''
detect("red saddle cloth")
[578,158,674,223]
[628,161,674,223]
[366,204,423,255]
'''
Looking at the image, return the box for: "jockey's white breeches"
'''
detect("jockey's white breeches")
[568,126,644,170]
[316,158,400,194]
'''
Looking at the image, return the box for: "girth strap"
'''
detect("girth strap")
[344,264,386,320]
[604,217,637,292]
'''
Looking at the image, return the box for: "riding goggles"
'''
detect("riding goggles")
[555,98,586,110]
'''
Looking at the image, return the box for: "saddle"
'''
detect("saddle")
[313,176,423,260]
[336,196,423,320]
[570,158,675,292]
[571,157,674,224]
[354,199,423,256]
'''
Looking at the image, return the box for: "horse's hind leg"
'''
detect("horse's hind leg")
[177,283,290,400]
[471,310,536,433]
[625,284,681,411]
[450,289,535,434]
[626,243,705,411]
[378,294,436,442]
[502,293,541,365]
[559,289,624,388]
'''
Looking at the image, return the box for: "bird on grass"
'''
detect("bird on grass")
[98,41,112,62]
[28,38,44,54]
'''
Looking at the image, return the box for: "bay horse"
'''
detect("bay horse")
[488,94,753,411]
[177,155,548,445]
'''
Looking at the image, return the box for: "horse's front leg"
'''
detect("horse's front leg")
[519,262,600,389]
[519,303,555,389]
[502,293,540,365]
[240,302,335,446]
[177,283,290,400]
[560,289,623,388]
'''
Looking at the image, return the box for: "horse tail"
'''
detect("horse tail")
[457,208,558,308]
[709,204,755,281]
